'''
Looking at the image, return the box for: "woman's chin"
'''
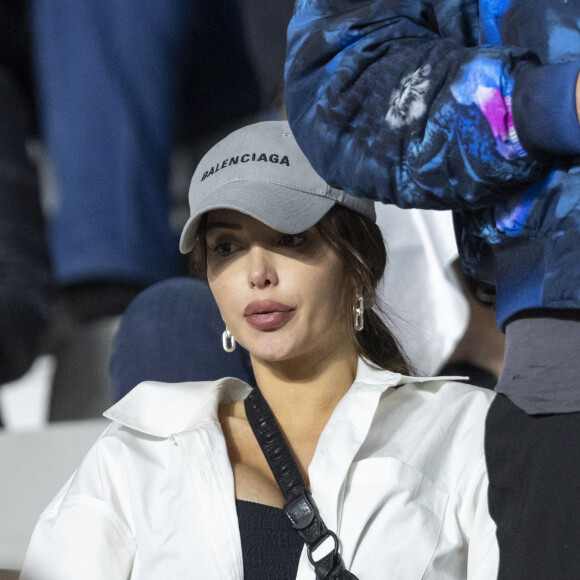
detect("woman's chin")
[250,348,295,364]
[246,338,302,365]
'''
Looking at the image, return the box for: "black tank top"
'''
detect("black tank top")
[235,499,304,579]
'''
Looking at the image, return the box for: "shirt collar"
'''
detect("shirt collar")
[103,377,252,438]
[353,357,463,388]
[103,359,457,438]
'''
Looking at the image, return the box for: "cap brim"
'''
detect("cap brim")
[179,180,335,253]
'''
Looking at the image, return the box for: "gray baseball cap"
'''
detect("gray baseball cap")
[179,120,376,253]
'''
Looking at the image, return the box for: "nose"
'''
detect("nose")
[248,247,278,289]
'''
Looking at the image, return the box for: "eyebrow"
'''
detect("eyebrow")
[205,221,243,232]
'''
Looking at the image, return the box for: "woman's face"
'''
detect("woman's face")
[205,209,354,365]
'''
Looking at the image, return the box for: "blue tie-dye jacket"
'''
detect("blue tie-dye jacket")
[285,0,580,329]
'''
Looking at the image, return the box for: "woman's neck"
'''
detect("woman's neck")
[249,347,359,437]
[219,346,359,500]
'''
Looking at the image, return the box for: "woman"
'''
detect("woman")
[20,121,497,579]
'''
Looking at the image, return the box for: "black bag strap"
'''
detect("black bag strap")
[244,386,359,580]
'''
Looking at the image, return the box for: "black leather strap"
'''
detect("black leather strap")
[244,386,359,580]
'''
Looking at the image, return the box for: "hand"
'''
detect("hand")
[576,71,580,124]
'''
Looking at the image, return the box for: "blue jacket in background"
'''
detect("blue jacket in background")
[285,0,580,329]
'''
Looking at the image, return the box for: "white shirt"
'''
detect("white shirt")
[20,359,497,579]
[377,206,468,375]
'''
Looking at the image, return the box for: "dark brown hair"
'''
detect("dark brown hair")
[314,205,411,374]
[190,205,412,374]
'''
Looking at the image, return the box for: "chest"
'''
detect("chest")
[122,428,467,579]
[219,411,319,509]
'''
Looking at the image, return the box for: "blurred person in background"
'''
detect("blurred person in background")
[0,0,51,427]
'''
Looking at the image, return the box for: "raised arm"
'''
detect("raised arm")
[285,0,580,210]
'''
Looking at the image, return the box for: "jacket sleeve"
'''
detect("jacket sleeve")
[285,0,576,210]
[19,429,136,580]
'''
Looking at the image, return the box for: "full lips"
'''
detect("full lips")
[244,300,295,331]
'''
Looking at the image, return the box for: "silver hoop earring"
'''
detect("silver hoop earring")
[222,328,236,352]
[354,294,364,332]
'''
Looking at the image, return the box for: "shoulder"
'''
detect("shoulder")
[392,376,495,418]
[366,377,494,490]
[61,377,253,494]
[389,378,494,446]
[37,377,252,525]
[354,361,494,429]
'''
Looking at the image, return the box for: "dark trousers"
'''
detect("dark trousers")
[30,0,292,287]
[485,394,580,579]
[0,67,51,387]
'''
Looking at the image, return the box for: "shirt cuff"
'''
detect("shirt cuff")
[512,59,580,157]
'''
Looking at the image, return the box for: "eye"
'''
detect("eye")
[278,234,308,248]
[209,242,242,257]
